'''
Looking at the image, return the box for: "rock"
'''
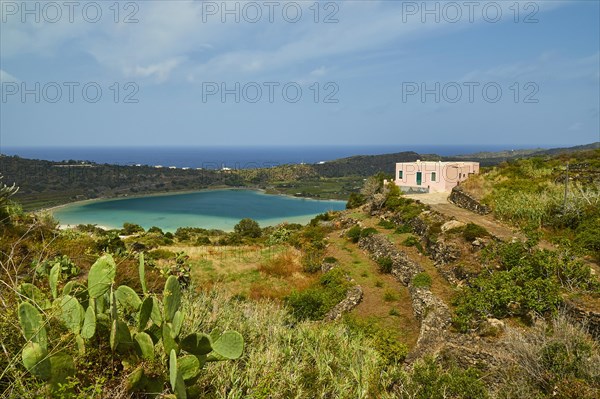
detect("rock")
[441,220,465,232]
[480,318,505,337]
[321,261,336,273]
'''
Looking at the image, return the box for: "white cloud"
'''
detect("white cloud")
[0,0,574,84]
[125,58,184,83]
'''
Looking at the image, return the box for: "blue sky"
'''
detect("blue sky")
[1,0,598,147]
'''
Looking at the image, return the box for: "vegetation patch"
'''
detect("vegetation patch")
[412,272,432,289]
[286,268,351,321]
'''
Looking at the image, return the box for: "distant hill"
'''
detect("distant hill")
[1,142,597,209]
[313,151,421,177]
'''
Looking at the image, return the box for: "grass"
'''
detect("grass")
[324,231,421,349]
[169,244,313,299]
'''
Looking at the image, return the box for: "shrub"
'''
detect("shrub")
[323,256,338,264]
[378,219,396,229]
[389,308,400,316]
[147,226,164,235]
[360,227,378,238]
[310,212,333,225]
[301,247,324,273]
[395,224,412,234]
[121,222,144,235]
[267,226,292,245]
[346,225,362,243]
[286,268,350,321]
[462,223,489,242]
[346,192,366,209]
[401,357,489,399]
[377,256,393,274]
[147,248,176,260]
[403,235,424,253]
[412,272,432,289]
[95,231,126,255]
[403,235,420,247]
[451,240,600,332]
[383,290,398,302]
[501,314,600,398]
[195,235,211,245]
[234,218,262,238]
[344,316,408,365]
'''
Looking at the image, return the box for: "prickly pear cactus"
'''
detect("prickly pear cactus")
[87,254,116,299]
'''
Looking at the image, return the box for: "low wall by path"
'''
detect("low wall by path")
[449,186,491,215]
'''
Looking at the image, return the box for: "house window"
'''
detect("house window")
[431,172,436,182]
[399,170,403,179]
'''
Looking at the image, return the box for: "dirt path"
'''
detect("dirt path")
[405,192,524,242]
[326,233,421,348]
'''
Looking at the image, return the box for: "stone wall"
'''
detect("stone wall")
[358,234,423,285]
[563,300,600,340]
[358,233,452,359]
[324,286,364,321]
[449,186,491,215]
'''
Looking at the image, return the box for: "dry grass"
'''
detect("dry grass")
[499,313,600,399]
[258,250,300,277]
[325,231,421,349]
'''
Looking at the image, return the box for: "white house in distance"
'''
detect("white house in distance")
[393,160,480,193]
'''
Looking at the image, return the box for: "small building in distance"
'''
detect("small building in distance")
[393,160,479,193]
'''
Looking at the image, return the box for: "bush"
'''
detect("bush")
[286,268,350,321]
[395,224,412,234]
[412,272,432,289]
[360,227,378,238]
[301,247,324,273]
[121,222,144,235]
[383,290,398,302]
[147,226,164,235]
[234,218,262,238]
[346,225,362,243]
[147,248,176,260]
[344,316,408,365]
[378,219,396,229]
[403,235,424,253]
[452,241,600,332]
[95,231,126,255]
[403,235,419,247]
[195,236,211,245]
[501,314,600,398]
[377,256,393,274]
[346,192,366,209]
[462,223,489,242]
[401,357,489,399]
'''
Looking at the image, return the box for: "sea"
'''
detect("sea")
[0,145,527,169]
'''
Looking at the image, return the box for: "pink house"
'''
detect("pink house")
[393,160,479,193]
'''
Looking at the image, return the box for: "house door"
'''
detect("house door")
[416,172,422,185]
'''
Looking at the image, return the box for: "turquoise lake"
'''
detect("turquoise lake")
[53,190,347,232]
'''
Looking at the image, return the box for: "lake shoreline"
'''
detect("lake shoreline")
[43,186,346,215]
[49,188,347,232]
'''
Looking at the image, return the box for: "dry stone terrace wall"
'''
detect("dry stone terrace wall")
[449,186,491,215]
[324,286,364,321]
[358,233,423,285]
[563,300,600,340]
[358,234,452,359]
